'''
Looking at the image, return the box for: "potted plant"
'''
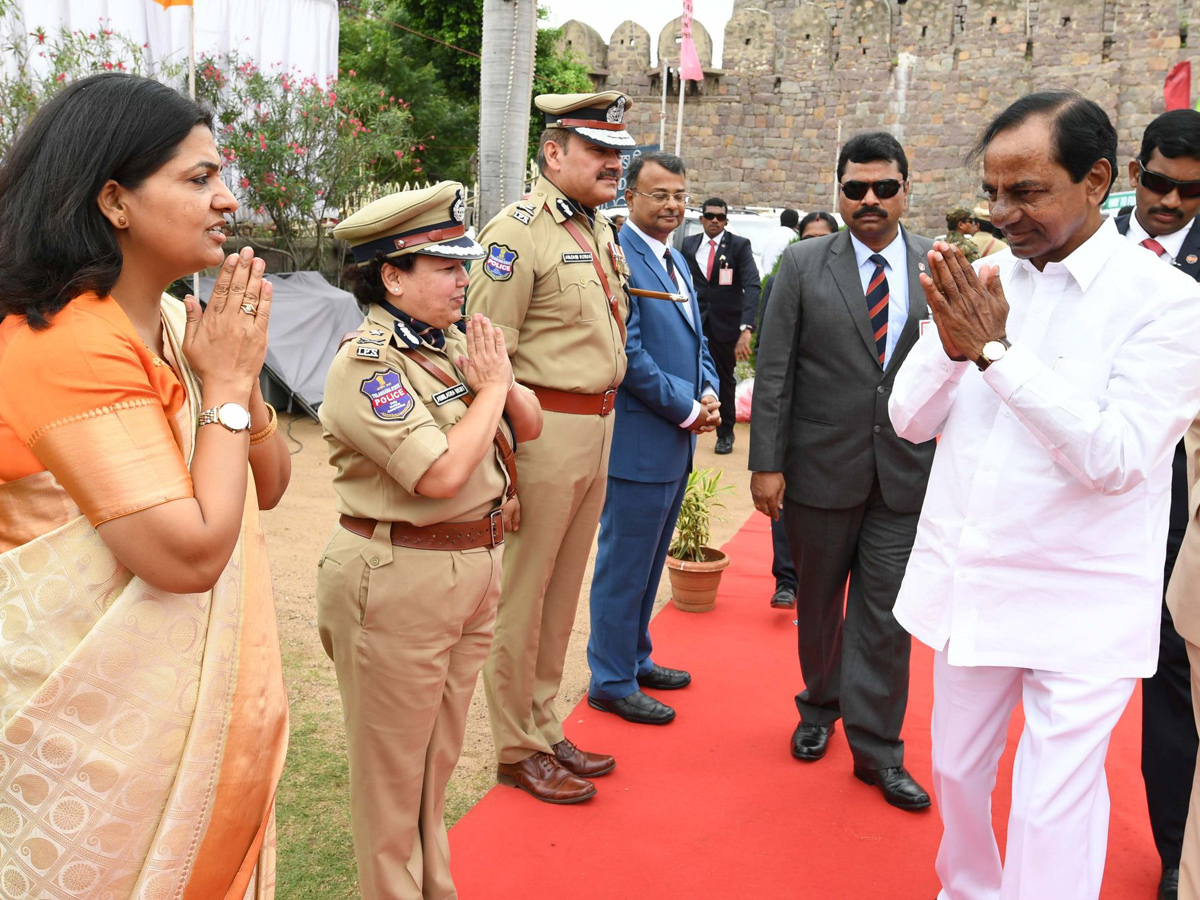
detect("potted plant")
[666,468,733,613]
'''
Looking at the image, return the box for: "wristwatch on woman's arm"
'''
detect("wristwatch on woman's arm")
[197,402,252,433]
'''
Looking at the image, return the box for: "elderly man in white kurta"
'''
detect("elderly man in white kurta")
[890,91,1200,900]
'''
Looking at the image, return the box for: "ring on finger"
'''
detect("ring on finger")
[240,302,258,316]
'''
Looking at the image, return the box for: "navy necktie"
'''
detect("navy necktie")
[663,249,677,284]
[866,253,889,366]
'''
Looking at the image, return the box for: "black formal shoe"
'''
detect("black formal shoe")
[714,435,734,455]
[637,664,691,690]
[853,765,931,811]
[790,721,834,761]
[1159,866,1179,900]
[588,690,675,725]
[770,585,797,609]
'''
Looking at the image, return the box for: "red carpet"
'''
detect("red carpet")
[449,514,1160,899]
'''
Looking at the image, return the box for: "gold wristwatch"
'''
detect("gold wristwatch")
[976,338,1011,371]
[197,402,252,433]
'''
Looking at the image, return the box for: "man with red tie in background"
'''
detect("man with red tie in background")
[682,198,760,455]
[1118,108,1200,900]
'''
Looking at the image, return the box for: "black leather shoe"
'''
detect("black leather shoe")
[770,585,797,609]
[714,435,734,455]
[637,664,691,690]
[790,721,834,761]
[1159,866,1179,900]
[853,765,931,811]
[588,690,675,725]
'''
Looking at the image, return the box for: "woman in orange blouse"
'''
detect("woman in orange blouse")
[0,74,290,899]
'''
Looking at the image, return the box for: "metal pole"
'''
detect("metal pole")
[659,60,667,150]
[832,120,842,210]
[675,68,684,156]
[190,4,199,298]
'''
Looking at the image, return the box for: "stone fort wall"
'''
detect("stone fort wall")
[560,0,1198,235]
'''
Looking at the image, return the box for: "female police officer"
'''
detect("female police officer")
[317,182,542,900]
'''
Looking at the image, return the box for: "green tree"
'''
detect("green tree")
[338,1,593,185]
[339,1,477,183]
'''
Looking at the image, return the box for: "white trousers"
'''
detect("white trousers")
[931,651,1136,900]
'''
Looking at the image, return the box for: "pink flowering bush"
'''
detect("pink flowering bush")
[0,3,153,157]
[192,51,417,271]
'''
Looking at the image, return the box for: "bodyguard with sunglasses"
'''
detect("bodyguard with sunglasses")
[749,132,935,811]
[1126,108,1200,900]
[681,199,760,454]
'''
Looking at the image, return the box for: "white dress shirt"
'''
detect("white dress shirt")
[849,229,910,368]
[622,219,714,427]
[1125,210,1190,262]
[760,225,797,275]
[888,217,1200,677]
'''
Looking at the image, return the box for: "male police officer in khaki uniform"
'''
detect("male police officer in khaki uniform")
[318,182,542,899]
[468,92,632,803]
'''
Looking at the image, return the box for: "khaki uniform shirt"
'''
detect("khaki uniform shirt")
[969,230,1009,257]
[945,229,981,263]
[320,304,512,526]
[466,175,628,393]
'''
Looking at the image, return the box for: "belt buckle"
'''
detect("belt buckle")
[600,388,617,416]
[488,507,505,546]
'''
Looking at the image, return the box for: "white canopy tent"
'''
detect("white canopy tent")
[4,0,338,82]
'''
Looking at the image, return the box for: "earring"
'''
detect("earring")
[117,216,127,227]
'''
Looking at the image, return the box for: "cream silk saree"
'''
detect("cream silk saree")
[0,297,288,899]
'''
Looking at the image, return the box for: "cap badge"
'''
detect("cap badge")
[606,96,626,124]
[1188,254,1198,264]
[452,192,466,224]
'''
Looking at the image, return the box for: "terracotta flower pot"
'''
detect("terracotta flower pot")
[666,547,730,613]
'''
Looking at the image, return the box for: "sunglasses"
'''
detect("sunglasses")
[701,212,727,222]
[1137,161,1200,199]
[840,179,903,201]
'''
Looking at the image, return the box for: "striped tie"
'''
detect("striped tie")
[866,253,889,365]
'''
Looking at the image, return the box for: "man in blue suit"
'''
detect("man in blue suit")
[587,152,720,725]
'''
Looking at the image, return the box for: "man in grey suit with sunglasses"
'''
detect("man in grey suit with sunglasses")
[749,131,936,812]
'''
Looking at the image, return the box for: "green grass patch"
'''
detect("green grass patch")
[274,708,358,899]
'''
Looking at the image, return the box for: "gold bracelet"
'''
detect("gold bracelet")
[249,403,278,446]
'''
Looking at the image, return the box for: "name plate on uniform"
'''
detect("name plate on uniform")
[432,383,469,406]
[562,252,594,264]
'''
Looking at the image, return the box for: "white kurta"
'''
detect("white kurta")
[889,217,1200,677]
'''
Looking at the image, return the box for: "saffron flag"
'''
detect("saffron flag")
[152,0,194,6]
[1165,61,1191,111]
[680,0,703,81]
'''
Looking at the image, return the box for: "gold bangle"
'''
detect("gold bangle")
[249,403,278,446]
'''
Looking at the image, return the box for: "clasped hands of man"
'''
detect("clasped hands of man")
[691,395,721,435]
[921,239,1010,365]
[750,240,1009,521]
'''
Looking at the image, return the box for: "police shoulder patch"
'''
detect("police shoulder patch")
[484,243,519,281]
[360,370,414,421]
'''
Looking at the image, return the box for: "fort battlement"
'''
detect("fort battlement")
[560,1,1197,235]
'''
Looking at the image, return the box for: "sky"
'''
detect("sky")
[543,0,738,69]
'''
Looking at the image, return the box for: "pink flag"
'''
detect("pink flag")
[1165,61,1191,111]
[680,0,703,81]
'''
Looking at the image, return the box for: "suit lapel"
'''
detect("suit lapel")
[626,229,700,336]
[670,247,701,335]
[828,231,881,365]
[623,227,676,294]
[888,227,928,370]
[1177,217,1200,280]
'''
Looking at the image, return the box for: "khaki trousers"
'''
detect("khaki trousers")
[1182,642,1200,899]
[483,409,614,764]
[317,521,501,900]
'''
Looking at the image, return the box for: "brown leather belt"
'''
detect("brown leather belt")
[339,510,504,550]
[526,384,617,417]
